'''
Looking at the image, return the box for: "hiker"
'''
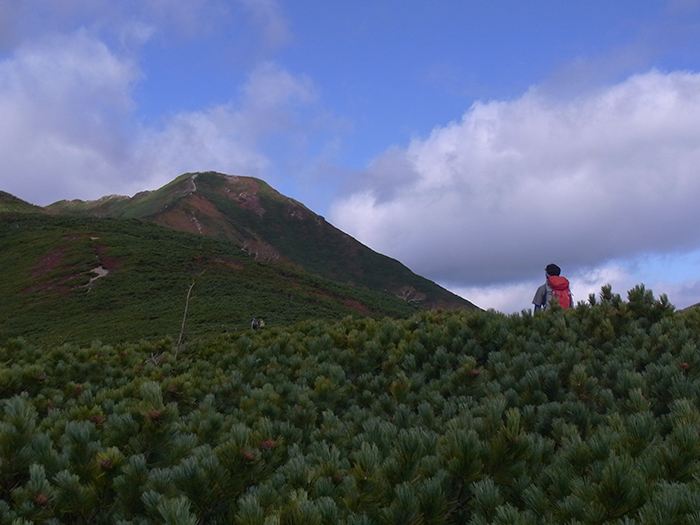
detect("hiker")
[251,317,266,330]
[533,264,573,312]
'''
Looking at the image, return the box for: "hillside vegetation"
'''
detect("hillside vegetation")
[46,172,476,310]
[3,286,700,523]
[0,212,418,346]
[0,192,43,213]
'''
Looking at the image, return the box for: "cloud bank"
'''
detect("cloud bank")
[330,70,700,309]
[0,30,139,202]
[0,26,320,205]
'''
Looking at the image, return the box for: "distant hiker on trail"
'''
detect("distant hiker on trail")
[533,264,573,312]
[251,317,266,330]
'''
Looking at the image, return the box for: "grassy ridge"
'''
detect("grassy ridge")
[0,212,418,346]
[0,191,43,213]
[46,172,476,310]
[195,171,470,308]
[2,287,700,522]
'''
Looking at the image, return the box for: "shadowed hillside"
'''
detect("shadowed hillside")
[0,212,421,346]
[48,172,476,310]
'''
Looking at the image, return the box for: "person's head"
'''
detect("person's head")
[545,264,561,277]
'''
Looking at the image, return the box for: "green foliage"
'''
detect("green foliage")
[0,192,42,213]
[2,285,700,523]
[0,212,420,346]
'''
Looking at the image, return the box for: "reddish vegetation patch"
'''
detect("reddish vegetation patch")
[153,208,200,235]
[222,177,266,217]
[343,298,373,314]
[29,248,65,278]
[20,274,77,296]
[233,192,265,216]
[154,195,239,240]
[23,237,124,296]
[94,245,124,271]
[189,194,228,229]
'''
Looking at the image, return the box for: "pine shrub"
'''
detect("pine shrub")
[3,285,700,522]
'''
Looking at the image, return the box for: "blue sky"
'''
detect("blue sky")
[3,0,700,312]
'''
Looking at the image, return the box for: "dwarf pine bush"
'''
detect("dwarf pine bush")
[2,285,700,523]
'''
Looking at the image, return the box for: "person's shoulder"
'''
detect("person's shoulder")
[533,283,547,304]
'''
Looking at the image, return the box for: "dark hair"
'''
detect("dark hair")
[545,264,561,276]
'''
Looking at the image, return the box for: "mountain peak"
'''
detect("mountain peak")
[42,171,476,310]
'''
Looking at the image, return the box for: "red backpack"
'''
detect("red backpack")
[547,276,572,309]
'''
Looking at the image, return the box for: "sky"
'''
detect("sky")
[3,0,700,313]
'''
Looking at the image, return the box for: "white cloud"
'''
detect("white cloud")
[131,106,271,192]
[133,61,320,193]
[239,61,319,136]
[330,70,700,298]
[449,281,542,314]
[236,0,291,51]
[0,27,323,205]
[0,30,139,203]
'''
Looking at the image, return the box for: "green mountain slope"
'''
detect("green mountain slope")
[0,212,420,346]
[0,191,44,213]
[48,172,476,310]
